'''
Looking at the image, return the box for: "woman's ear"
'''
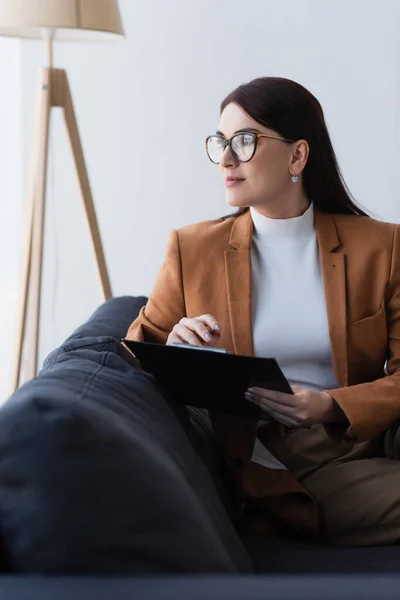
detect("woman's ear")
[289,139,309,175]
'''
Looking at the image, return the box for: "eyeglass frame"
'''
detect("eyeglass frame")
[205,131,294,164]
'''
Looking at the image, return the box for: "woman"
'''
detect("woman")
[126,77,400,546]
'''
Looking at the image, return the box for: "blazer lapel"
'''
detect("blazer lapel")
[210,210,256,468]
[225,210,254,357]
[315,210,348,387]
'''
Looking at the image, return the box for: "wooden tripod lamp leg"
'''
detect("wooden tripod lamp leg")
[61,71,112,301]
[11,178,35,392]
[11,69,51,392]
[25,69,52,381]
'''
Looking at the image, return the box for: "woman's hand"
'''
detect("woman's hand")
[167,314,221,347]
[245,385,336,428]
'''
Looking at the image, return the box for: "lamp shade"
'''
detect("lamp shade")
[0,0,124,42]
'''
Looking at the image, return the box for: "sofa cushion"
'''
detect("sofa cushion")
[62,295,148,344]
[0,298,251,574]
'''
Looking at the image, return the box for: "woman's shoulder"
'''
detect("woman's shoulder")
[333,213,397,247]
[176,213,237,245]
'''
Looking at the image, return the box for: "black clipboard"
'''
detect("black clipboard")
[122,339,292,421]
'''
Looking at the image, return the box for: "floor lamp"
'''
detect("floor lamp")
[0,0,124,392]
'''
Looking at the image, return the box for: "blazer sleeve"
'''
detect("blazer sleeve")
[325,224,400,443]
[125,230,186,344]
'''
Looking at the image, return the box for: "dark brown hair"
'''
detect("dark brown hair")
[220,77,368,218]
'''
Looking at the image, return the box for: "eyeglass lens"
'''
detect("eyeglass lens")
[206,133,256,164]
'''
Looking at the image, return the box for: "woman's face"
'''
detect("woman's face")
[217,103,298,211]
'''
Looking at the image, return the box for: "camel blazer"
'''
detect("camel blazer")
[126,208,400,537]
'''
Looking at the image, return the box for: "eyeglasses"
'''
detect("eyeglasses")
[205,131,294,164]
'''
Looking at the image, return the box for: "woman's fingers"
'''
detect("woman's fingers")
[245,393,297,426]
[262,408,297,427]
[180,315,221,345]
[247,387,297,407]
[245,391,295,417]
[198,314,222,333]
[167,315,222,347]
[170,322,202,346]
[189,318,219,343]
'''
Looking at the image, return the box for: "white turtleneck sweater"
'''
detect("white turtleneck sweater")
[250,203,339,393]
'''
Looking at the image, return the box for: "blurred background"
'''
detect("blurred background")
[1,0,399,400]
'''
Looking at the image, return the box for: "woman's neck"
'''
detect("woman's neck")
[250,202,314,244]
[252,189,310,220]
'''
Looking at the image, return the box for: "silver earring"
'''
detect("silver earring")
[291,174,298,183]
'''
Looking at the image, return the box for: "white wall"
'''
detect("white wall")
[3,0,400,394]
[0,38,22,402]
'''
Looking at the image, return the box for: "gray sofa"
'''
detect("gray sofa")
[0,296,399,599]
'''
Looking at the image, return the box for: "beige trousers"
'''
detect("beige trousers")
[263,424,400,546]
